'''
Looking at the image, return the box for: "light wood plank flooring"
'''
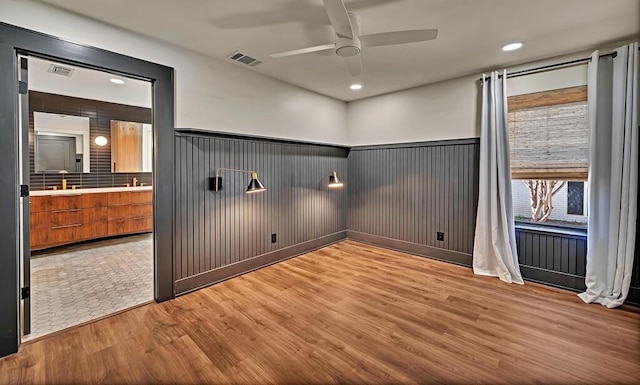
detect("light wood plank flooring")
[2,240,639,384]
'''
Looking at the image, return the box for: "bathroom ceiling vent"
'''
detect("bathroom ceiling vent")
[227,51,262,67]
[47,64,74,77]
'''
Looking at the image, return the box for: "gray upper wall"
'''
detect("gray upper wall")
[347,75,481,146]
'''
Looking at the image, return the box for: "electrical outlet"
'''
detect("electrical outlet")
[271,233,277,244]
[437,232,445,242]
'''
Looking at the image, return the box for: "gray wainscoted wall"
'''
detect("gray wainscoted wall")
[174,132,639,304]
[347,139,480,265]
[515,225,639,305]
[515,225,587,291]
[173,132,348,294]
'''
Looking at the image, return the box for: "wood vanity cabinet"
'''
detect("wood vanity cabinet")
[30,190,152,251]
[107,191,153,236]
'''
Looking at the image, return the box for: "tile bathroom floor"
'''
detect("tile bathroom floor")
[25,233,154,341]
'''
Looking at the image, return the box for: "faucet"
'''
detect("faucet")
[59,170,68,190]
[133,177,138,187]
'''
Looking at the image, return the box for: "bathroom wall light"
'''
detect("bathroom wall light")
[210,167,266,193]
[94,136,108,146]
[109,78,125,84]
[328,171,344,188]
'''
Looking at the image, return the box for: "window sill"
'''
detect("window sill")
[515,222,587,237]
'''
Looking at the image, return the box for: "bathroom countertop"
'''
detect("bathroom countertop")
[30,185,153,196]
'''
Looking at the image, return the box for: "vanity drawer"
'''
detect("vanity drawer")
[31,195,83,212]
[108,191,152,206]
[108,216,153,236]
[108,203,152,220]
[31,221,108,250]
[30,193,108,212]
[30,207,108,229]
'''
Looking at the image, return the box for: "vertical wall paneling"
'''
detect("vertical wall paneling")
[174,132,348,294]
[515,226,588,291]
[347,139,480,265]
[174,133,638,304]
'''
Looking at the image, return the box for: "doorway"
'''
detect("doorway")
[20,56,156,341]
[0,22,174,357]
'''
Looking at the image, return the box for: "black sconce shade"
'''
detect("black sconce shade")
[246,172,266,193]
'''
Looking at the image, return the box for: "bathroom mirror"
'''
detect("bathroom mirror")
[111,120,152,173]
[34,112,90,173]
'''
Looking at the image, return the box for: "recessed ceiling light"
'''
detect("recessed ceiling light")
[109,78,125,84]
[502,42,524,52]
[350,83,362,91]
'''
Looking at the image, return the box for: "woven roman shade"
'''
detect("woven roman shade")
[508,86,588,180]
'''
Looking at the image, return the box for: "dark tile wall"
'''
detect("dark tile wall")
[28,91,153,190]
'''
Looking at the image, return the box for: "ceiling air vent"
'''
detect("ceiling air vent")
[227,51,262,67]
[47,64,74,77]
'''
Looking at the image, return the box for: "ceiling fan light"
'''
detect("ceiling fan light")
[350,83,362,90]
[336,45,360,57]
[502,42,524,51]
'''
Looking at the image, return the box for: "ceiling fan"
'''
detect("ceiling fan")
[269,0,438,77]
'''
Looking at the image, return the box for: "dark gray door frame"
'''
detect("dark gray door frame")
[19,55,31,336]
[0,22,175,358]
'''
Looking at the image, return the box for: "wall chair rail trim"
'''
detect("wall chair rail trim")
[175,128,350,150]
[350,137,480,151]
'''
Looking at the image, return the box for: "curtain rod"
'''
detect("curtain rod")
[479,51,623,82]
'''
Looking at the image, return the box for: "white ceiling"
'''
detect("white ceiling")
[28,56,152,108]
[39,0,639,101]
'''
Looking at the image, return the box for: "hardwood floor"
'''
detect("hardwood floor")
[2,240,639,384]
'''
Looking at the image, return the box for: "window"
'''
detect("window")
[508,86,589,229]
[566,181,585,215]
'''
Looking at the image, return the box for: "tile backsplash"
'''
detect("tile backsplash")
[29,91,153,190]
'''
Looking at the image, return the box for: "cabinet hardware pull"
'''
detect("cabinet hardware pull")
[51,223,82,229]
[52,209,81,214]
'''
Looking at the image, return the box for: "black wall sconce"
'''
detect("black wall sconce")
[210,167,266,193]
[328,171,344,188]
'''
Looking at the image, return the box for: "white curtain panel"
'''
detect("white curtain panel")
[579,43,638,308]
[473,71,524,284]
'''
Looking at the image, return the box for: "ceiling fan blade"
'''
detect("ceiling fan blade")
[344,55,362,77]
[360,29,438,47]
[270,44,335,58]
[323,0,353,39]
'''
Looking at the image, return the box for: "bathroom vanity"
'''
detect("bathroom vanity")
[30,186,152,250]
